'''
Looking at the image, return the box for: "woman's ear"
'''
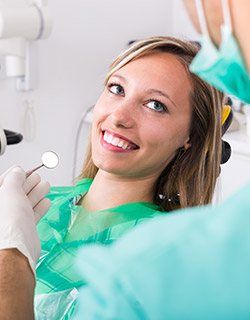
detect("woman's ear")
[183,138,191,150]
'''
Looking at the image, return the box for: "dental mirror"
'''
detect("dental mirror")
[41,151,59,169]
[26,151,59,177]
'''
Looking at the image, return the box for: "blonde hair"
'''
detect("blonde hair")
[78,36,223,211]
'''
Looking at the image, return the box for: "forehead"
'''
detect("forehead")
[112,51,193,107]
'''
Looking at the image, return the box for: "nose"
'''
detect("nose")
[109,102,136,129]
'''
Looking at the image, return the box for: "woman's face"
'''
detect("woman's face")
[91,51,192,180]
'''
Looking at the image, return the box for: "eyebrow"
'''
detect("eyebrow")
[110,74,178,109]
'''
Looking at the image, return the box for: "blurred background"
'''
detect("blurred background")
[0,0,249,202]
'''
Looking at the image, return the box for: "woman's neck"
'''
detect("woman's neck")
[81,169,157,212]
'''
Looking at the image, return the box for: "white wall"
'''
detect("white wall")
[0,0,176,186]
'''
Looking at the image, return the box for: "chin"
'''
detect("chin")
[98,163,129,175]
[93,159,133,177]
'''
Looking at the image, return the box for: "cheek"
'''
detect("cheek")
[92,96,110,134]
[91,105,103,146]
[93,97,105,122]
[93,88,112,117]
[145,118,190,150]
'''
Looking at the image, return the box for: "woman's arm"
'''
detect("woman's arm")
[0,249,35,320]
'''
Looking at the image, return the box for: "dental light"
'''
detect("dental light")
[0,128,23,155]
[0,0,53,91]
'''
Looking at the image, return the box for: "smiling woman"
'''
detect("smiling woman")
[35,36,224,319]
[80,36,223,211]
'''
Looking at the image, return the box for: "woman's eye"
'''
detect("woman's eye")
[146,100,167,113]
[108,83,124,95]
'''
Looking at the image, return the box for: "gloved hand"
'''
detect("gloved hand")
[0,166,51,275]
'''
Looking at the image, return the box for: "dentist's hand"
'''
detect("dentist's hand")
[0,166,51,275]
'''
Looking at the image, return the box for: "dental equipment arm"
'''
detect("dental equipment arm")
[0,0,53,91]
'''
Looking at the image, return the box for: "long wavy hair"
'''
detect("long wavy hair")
[77,36,223,211]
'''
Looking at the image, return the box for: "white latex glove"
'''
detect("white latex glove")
[23,170,51,223]
[0,166,51,274]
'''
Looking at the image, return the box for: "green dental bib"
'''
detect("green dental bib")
[35,178,163,319]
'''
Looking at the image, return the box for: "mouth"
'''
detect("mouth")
[101,130,140,152]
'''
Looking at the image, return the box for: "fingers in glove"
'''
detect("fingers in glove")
[0,165,23,186]
[34,198,51,223]
[2,167,26,189]
[23,172,41,195]
[27,180,50,209]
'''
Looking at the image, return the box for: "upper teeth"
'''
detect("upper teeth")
[103,131,133,150]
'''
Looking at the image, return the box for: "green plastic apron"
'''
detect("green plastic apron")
[35,178,163,319]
